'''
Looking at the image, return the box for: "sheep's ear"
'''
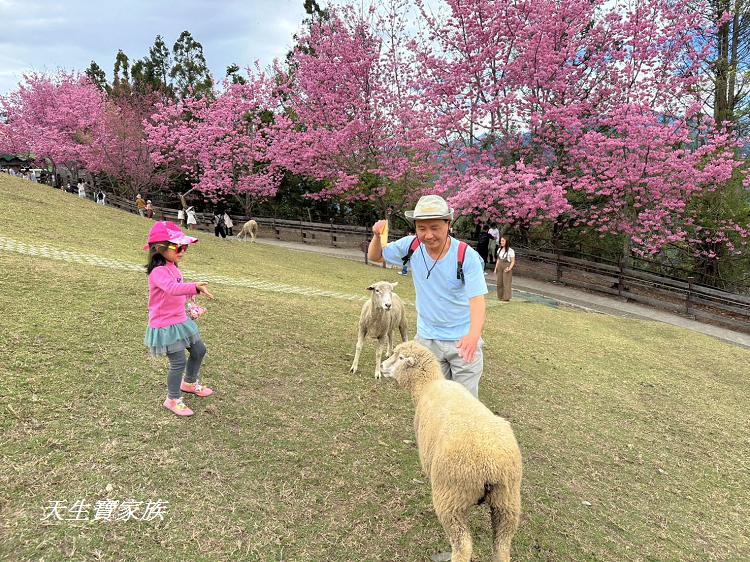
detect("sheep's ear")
[367,285,375,291]
[390,282,398,289]
[405,356,416,367]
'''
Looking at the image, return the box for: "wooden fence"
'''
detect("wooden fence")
[517,248,750,333]
[105,194,403,250]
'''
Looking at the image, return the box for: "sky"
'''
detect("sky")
[0,0,310,95]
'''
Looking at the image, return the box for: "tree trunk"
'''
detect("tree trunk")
[714,0,731,125]
[728,1,741,122]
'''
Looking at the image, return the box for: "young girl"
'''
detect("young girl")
[143,221,214,417]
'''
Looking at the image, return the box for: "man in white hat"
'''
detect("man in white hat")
[368,195,488,398]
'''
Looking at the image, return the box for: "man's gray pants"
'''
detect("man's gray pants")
[415,336,483,398]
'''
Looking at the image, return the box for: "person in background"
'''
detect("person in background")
[77,179,86,199]
[487,222,499,265]
[223,212,234,236]
[146,200,154,219]
[186,206,197,230]
[213,210,227,238]
[494,236,516,301]
[136,194,146,217]
[476,223,491,267]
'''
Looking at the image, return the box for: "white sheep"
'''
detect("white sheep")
[349,281,407,379]
[381,340,522,562]
[237,219,258,242]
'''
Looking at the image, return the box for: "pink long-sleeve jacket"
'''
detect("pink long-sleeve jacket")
[147,262,198,328]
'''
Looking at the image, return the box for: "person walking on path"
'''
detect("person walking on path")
[223,212,234,236]
[476,223,491,267]
[77,179,86,199]
[488,223,499,265]
[143,221,214,417]
[136,194,146,217]
[185,206,197,230]
[368,195,488,398]
[213,210,227,238]
[494,236,515,301]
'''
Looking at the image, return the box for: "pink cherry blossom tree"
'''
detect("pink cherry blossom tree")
[0,71,105,180]
[414,0,747,258]
[270,1,432,209]
[89,94,166,196]
[145,69,281,208]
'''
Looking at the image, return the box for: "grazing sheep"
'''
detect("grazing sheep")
[349,281,407,379]
[381,341,522,562]
[237,219,258,242]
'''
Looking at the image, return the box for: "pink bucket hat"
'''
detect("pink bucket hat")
[143,221,198,251]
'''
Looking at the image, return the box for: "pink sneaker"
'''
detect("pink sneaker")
[180,381,213,397]
[163,398,193,417]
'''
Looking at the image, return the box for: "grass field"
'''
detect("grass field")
[1,175,749,561]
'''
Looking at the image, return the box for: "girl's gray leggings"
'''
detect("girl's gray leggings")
[166,339,207,399]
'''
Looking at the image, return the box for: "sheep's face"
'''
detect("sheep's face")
[380,343,415,381]
[381,341,434,387]
[367,281,398,311]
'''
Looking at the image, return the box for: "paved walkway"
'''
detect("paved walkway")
[251,237,750,349]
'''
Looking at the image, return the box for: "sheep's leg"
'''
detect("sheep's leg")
[349,329,366,374]
[398,314,408,343]
[374,337,386,379]
[489,482,521,562]
[433,502,472,562]
[386,330,394,356]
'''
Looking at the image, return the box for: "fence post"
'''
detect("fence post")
[273,217,279,240]
[618,257,624,298]
[556,251,562,283]
[686,276,694,316]
[330,218,335,247]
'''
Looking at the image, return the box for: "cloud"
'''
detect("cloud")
[0,0,308,95]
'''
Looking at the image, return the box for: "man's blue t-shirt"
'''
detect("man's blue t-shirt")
[383,236,488,340]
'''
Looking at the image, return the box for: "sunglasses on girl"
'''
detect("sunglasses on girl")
[163,243,188,253]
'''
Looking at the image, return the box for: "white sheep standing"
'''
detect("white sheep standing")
[237,219,258,242]
[349,281,407,379]
[381,340,522,562]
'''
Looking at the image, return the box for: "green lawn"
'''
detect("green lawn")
[1,176,749,561]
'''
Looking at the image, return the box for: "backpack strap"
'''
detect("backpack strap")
[456,241,469,284]
[401,236,421,266]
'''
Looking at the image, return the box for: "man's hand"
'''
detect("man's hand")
[372,219,387,235]
[196,282,214,299]
[456,333,480,363]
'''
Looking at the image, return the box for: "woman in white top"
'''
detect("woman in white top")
[493,236,515,301]
[186,207,197,230]
[177,207,186,226]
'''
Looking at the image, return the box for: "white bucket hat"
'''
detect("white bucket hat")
[404,195,454,222]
